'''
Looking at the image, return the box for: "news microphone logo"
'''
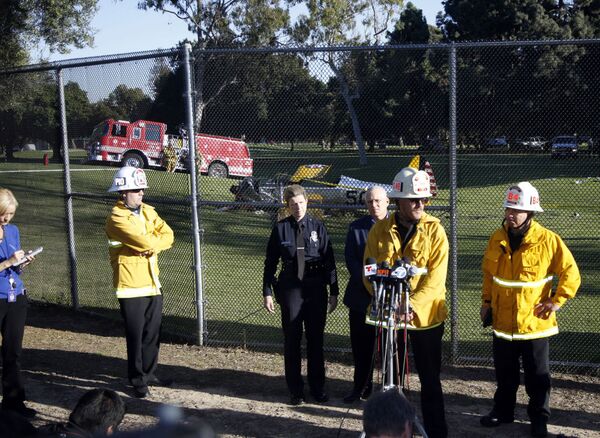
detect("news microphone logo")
[364,257,377,277]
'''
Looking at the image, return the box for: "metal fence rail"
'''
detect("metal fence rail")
[1,40,599,372]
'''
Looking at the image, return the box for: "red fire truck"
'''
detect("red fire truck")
[85,119,253,178]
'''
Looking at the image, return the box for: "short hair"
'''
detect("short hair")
[282,184,307,204]
[363,389,416,438]
[0,188,18,215]
[69,388,126,434]
[365,186,389,203]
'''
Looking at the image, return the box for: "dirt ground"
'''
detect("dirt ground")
[18,302,600,437]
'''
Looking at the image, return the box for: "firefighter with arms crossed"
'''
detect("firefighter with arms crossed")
[105,166,174,398]
[364,167,449,438]
[479,182,580,437]
[262,184,339,406]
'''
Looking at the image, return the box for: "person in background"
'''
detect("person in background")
[262,184,339,406]
[105,167,174,399]
[364,167,449,438]
[362,388,416,438]
[479,182,580,437]
[342,186,389,404]
[40,388,125,437]
[0,188,37,419]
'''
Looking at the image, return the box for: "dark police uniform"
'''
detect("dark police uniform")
[343,214,377,400]
[263,214,338,400]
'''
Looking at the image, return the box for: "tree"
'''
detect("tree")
[289,0,404,165]
[137,0,289,130]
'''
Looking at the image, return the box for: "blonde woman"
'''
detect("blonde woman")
[0,188,36,418]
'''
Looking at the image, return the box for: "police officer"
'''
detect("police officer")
[105,166,174,398]
[364,167,449,438]
[480,182,580,437]
[262,184,339,406]
[343,186,389,404]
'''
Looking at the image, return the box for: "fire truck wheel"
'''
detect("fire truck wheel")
[208,162,228,178]
[122,152,145,169]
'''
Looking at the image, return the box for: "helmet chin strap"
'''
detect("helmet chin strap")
[505,212,534,235]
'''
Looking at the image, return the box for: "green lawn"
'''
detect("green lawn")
[1,149,599,367]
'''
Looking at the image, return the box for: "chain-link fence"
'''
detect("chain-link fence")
[0,40,599,372]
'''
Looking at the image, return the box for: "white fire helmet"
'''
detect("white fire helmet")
[503,181,543,212]
[108,166,149,192]
[388,167,432,199]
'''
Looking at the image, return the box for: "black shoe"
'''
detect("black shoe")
[132,384,149,398]
[289,394,305,406]
[360,387,372,400]
[531,417,548,437]
[343,391,361,404]
[480,411,514,427]
[2,403,37,419]
[147,375,173,387]
[311,391,329,403]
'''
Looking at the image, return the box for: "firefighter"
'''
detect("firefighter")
[342,186,389,404]
[364,167,449,438]
[479,182,581,437]
[262,184,339,406]
[163,142,177,173]
[105,166,174,398]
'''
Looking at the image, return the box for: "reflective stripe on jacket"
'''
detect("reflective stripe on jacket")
[482,220,581,340]
[363,212,449,329]
[105,201,174,299]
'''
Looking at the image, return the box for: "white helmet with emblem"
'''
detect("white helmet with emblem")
[108,166,149,192]
[388,167,432,199]
[503,181,543,212]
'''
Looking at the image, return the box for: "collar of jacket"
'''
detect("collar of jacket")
[499,219,542,251]
[385,211,438,254]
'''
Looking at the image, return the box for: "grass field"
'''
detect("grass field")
[1,148,599,369]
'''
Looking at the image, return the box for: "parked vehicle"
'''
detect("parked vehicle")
[514,136,547,151]
[85,119,253,177]
[483,136,510,151]
[418,138,446,153]
[550,136,578,158]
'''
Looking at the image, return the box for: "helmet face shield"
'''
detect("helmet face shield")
[108,166,149,192]
[388,167,433,199]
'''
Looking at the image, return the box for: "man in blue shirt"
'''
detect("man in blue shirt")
[343,186,389,403]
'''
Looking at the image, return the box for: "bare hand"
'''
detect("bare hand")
[480,305,491,322]
[263,296,275,313]
[8,250,25,266]
[327,296,338,314]
[398,311,414,323]
[533,298,559,320]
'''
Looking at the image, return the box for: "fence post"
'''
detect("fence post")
[448,43,458,365]
[57,68,79,309]
[182,43,205,345]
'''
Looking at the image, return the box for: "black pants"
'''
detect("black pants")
[349,309,375,395]
[0,294,28,407]
[397,323,447,438]
[492,336,551,420]
[278,276,328,397]
[119,295,163,387]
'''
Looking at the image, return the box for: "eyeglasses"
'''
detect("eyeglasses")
[409,198,429,205]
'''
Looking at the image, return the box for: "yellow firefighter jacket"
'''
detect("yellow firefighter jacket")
[482,220,580,341]
[106,201,174,299]
[363,212,449,330]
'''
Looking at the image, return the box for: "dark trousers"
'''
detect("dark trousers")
[397,323,447,438]
[0,294,28,407]
[492,336,551,420]
[349,309,375,395]
[278,276,328,397]
[119,295,163,387]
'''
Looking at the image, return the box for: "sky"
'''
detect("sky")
[45,0,445,62]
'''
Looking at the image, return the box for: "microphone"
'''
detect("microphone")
[390,259,407,280]
[363,257,378,293]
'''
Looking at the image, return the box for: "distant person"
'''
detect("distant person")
[0,188,37,419]
[262,184,339,405]
[40,388,125,437]
[479,182,580,437]
[364,167,449,438]
[342,186,389,403]
[362,388,416,438]
[105,167,175,398]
